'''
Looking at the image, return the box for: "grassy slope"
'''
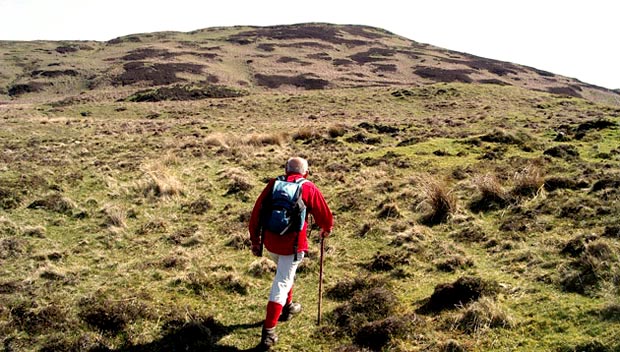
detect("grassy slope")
[1,83,620,351]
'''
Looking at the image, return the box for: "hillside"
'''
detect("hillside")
[1,23,619,105]
[1,24,620,352]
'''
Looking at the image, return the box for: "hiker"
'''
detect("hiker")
[249,156,333,350]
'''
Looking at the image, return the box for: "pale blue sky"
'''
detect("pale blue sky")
[1,0,618,89]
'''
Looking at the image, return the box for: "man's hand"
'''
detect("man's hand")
[319,229,330,239]
[251,244,262,257]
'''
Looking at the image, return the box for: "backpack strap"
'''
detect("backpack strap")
[291,178,307,261]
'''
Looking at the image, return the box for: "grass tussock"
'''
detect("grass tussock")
[247,257,276,277]
[78,293,153,333]
[204,132,288,148]
[417,276,501,314]
[559,236,620,295]
[100,204,127,228]
[480,128,533,147]
[377,202,402,219]
[330,287,399,336]
[204,132,232,148]
[470,174,509,212]
[137,218,168,235]
[22,225,46,238]
[10,301,70,335]
[181,196,212,215]
[326,275,391,301]
[168,225,202,247]
[450,297,514,333]
[217,167,255,195]
[0,216,20,236]
[511,165,545,198]
[434,254,475,272]
[293,126,322,141]
[245,132,288,146]
[328,124,347,138]
[225,232,251,250]
[0,236,27,259]
[181,271,249,295]
[0,186,21,210]
[354,314,418,350]
[367,250,410,272]
[135,164,185,199]
[416,175,458,225]
[27,192,79,216]
[162,253,189,269]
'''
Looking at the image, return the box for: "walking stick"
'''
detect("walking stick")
[317,234,325,326]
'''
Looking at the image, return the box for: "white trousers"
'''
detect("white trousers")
[267,251,304,305]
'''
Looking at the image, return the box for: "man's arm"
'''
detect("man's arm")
[306,184,333,237]
[249,179,275,255]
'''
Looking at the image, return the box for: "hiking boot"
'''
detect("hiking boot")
[279,302,302,322]
[258,327,278,351]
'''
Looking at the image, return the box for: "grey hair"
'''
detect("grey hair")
[286,157,309,174]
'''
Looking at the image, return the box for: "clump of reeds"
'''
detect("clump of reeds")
[416,175,458,225]
[469,174,509,212]
[511,165,545,198]
[135,162,185,199]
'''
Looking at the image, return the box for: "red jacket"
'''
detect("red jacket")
[249,173,333,255]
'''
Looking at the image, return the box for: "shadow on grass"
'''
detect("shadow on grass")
[111,318,263,352]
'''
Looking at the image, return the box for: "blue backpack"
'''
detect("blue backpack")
[262,176,308,235]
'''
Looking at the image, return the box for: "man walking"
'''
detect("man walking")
[249,157,333,350]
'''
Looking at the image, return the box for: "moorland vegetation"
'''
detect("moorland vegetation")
[1,24,619,351]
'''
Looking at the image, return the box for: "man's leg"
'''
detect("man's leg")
[280,285,302,321]
[259,251,304,349]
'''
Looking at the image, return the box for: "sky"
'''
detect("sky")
[1,0,618,89]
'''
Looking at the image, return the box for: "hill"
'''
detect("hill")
[0,24,619,351]
[1,23,619,105]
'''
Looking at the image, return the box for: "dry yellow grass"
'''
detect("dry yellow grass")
[416,175,458,225]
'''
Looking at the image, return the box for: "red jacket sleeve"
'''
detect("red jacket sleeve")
[249,179,275,247]
[304,182,333,234]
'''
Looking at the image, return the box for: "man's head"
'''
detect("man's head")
[285,157,309,177]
